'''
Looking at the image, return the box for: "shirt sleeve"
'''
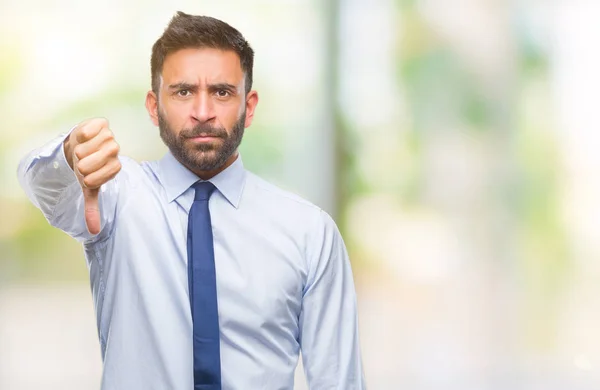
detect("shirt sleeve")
[299,209,366,389]
[17,129,119,242]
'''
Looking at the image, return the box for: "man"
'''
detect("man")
[18,12,365,390]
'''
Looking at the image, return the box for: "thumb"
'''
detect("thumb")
[83,187,101,235]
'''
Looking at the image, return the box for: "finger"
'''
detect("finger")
[74,127,116,160]
[72,148,85,188]
[81,158,122,189]
[75,117,109,144]
[83,187,101,235]
[76,142,120,176]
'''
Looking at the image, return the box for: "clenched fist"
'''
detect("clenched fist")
[64,118,122,235]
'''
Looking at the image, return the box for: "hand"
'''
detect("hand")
[64,118,121,235]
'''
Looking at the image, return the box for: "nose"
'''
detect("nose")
[191,92,216,123]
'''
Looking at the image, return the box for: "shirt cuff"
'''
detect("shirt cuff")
[29,127,78,187]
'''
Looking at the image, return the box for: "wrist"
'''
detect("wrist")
[63,135,75,170]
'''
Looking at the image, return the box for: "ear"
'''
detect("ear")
[145,91,159,126]
[243,90,259,128]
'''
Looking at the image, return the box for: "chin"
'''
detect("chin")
[191,153,222,170]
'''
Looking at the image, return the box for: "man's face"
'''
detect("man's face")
[148,48,257,174]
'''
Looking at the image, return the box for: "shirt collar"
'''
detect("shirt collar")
[158,151,246,209]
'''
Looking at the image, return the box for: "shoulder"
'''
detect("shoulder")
[242,171,339,236]
[243,170,342,241]
[244,171,322,213]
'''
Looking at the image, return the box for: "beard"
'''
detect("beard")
[158,108,246,172]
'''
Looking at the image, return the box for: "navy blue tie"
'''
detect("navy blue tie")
[187,181,221,390]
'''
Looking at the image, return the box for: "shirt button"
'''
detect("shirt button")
[53,161,60,169]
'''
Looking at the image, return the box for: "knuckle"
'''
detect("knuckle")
[76,119,90,131]
[76,161,89,175]
[80,126,95,140]
[77,117,109,142]
[83,175,100,189]
[96,117,109,127]
[104,128,114,139]
[108,142,120,155]
[111,160,122,174]
[73,145,84,159]
[90,117,108,130]
[83,175,94,188]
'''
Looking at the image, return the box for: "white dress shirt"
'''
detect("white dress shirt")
[17,131,365,389]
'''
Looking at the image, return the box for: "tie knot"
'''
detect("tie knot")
[192,181,216,201]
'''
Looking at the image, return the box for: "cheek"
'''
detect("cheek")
[165,102,188,117]
[162,103,190,129]
[237,99,246,117]
[218,102,245,127]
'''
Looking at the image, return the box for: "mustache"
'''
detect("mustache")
[180,123,228,139]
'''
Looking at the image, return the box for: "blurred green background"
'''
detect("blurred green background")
[2,0,600,389]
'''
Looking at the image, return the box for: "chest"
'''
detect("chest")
[114,189,307,328]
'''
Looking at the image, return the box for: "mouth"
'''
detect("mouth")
[187,134,222,143]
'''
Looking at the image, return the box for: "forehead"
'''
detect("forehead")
[161,47,243,85]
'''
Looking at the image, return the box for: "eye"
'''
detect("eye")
[177,89,191,97]
[216,89,230,98]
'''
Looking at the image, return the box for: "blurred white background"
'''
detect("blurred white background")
[2,0,600,389]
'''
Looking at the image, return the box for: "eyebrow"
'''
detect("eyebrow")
[208,83,237,93]
[167,82,238,93]
[167,82,197,91]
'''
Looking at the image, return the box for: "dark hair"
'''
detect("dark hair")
[151,12,254,95]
